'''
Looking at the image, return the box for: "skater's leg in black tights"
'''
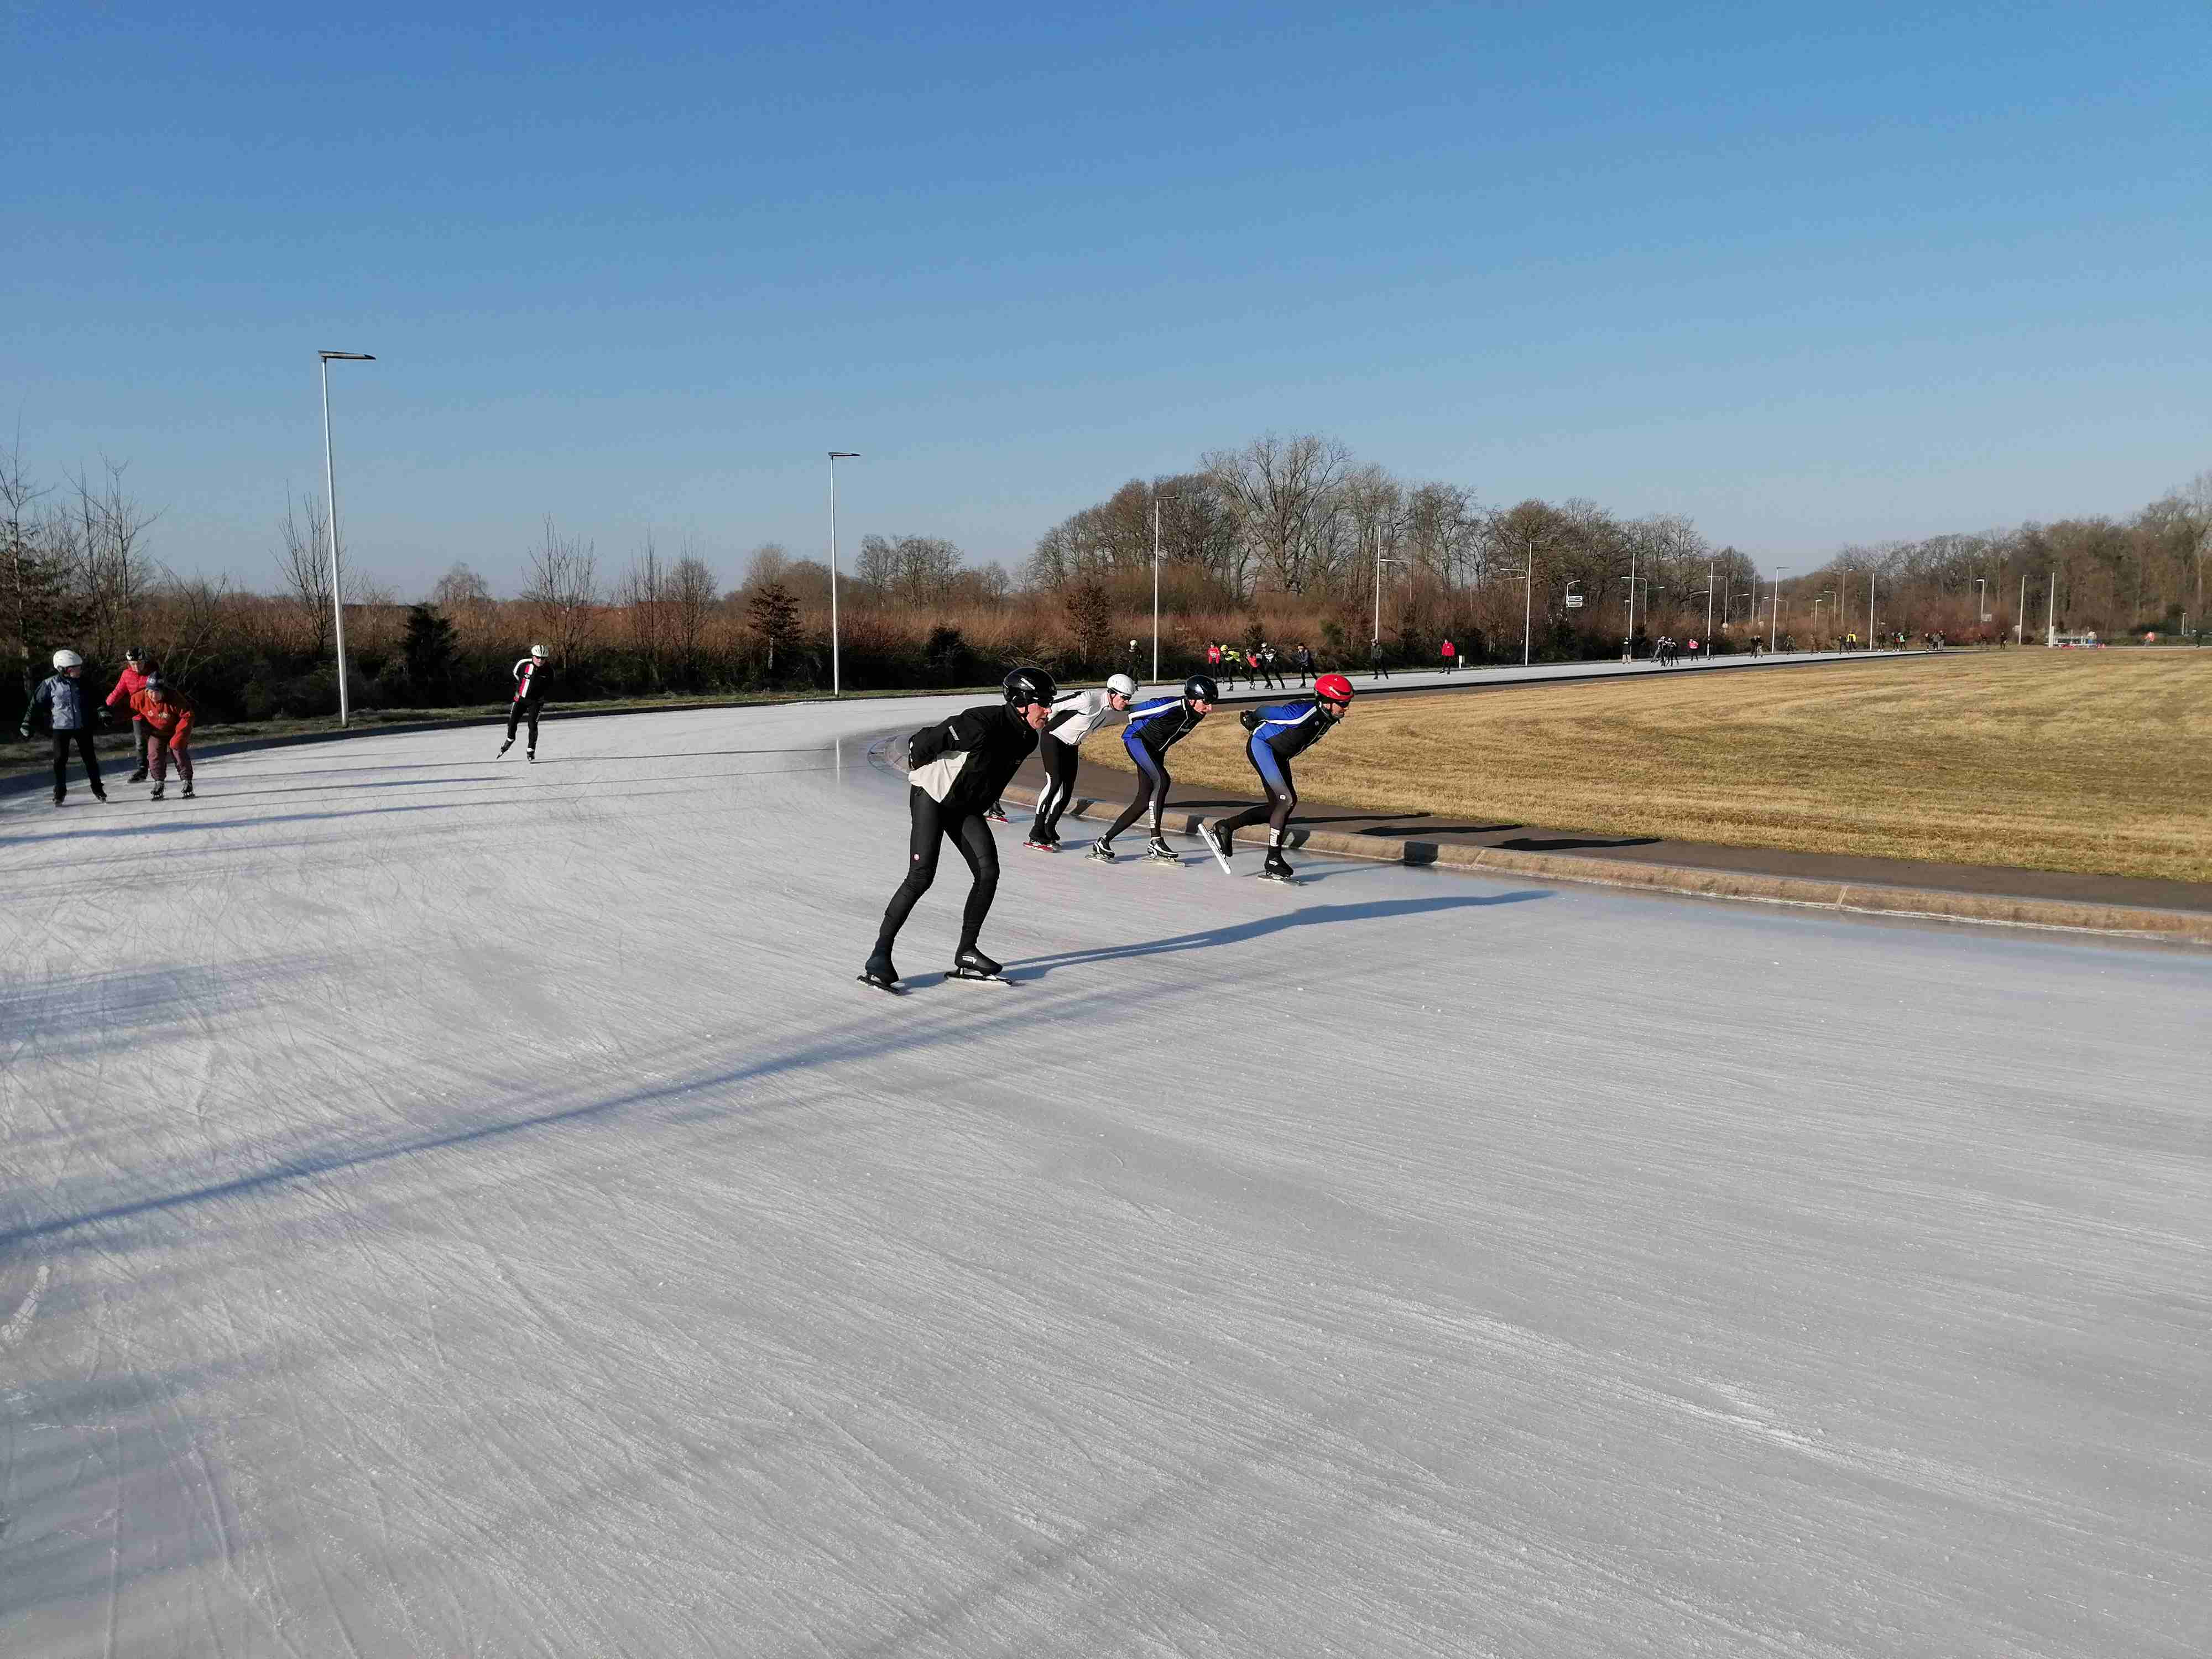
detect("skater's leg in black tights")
[945,812,999,951]
[1102,743,1165,844]
[876,788,951,952]
[1034,733,1078,836]
[506,704,523,742]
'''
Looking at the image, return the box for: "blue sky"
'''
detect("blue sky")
[8,2,2207,594]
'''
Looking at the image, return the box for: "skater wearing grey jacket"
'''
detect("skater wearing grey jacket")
[20,649,108,806]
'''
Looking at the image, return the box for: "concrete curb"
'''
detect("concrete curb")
[994,781,2212,948]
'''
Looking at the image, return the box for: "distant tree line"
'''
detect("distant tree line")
[7,428,2208,732]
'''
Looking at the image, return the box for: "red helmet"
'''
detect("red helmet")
[1314,673,1354,705]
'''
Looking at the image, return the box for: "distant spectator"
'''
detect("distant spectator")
[1441,637,1457,673]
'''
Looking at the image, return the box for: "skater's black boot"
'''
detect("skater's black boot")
[1144,836,1177,864]
[1203,821,1235,869]
[181,782,195,799]
[150,782,165,800]
[1261,854,1295,883]
[1087,841,1115,863]
[128,766,148,784]
[950,945,1004,980]
[498,738,513,757]
[859,948,902,991]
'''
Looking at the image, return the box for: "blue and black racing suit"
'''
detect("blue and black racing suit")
[1214,698,1341,853]
[1100,694,1207,847]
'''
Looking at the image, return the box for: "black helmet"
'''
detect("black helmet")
[124,647,145,664]
[1001,666,1057,708]
[1183,674,1219,703]
[142,672,164,691]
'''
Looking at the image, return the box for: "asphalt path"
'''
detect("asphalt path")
[2,691,2203,1657]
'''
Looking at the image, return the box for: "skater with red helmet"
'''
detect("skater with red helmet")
[1203,673,1354,883]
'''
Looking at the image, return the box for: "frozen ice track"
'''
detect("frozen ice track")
[1,699,2206,1657]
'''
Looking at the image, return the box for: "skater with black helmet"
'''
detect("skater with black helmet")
[1205,672,1354,883]
[19,649,108,806]
[1026,672,1139,850]
[1092,674,1215,864]
[860,667,1056,992]
[499,644,550,760]
[106,648,153,780]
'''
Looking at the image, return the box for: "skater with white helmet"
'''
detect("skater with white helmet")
[1025,672,1139,851]
[1205,672,1355,883]
[20,649,109,807]
[860,667,1056,992]
[1092,674,1216,864]
[499,644,550,760]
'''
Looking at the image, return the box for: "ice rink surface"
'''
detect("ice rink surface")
[3,696,2206,1657]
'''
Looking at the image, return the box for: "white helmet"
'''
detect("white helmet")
[1105,673,1138,698]
[51,649,82,670]
[529,644,548,659]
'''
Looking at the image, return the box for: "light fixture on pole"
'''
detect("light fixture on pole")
[1151,491,1180,684]
[317,351,375,729]
[1768,571,1779,653]
[1371,525,1404,650]
[827,452,859,696]
[1867,572,1876,646]
[1505,536,1538,666]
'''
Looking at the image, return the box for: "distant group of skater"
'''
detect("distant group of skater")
[1203,639,1316,690]
[18,648,197,806]
[860,664,1359,992]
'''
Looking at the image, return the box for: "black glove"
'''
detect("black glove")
[1239,708,1261,732]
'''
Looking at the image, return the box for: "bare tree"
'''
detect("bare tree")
[618,534,667,685]
[522,516,599,664]
[667,552,719,676]
[71,457,161,660]
[1204,433,1353,597]
[431,562,493,611]
[740,542,791,591]
[276,490,335,657]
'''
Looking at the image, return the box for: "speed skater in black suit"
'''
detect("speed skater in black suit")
[861,668,1055,990]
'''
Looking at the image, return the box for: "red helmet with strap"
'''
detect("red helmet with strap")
[1314,672,1354,705]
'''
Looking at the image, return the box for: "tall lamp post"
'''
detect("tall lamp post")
[317,350,374,728]
[1867,572,1877,648]
[1371,524,1403,651]
[827,452,859,696]
[1973,577,1988,626]
[1151,491,1179,683]
[1620,576,1658,655]
[1768,571,1780,653]
[1505,536,1539,666]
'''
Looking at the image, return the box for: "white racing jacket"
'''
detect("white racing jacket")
[1041,687,1123,748]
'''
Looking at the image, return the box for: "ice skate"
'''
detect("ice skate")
[92,787,107,802]
[1260,854,1298,885]
[498,738,513,758]
[1024,833,1058,852]
[1203,821,1235,873]
[984,802,1009,823]
[128,766,148,784]
[1143,836,1178,864]
[181,782,195,799]
[526,749,536,763]
[857,951,905,994]
[948,946,1009,982]
[1087,841,1116,863]
[150,783,165,800]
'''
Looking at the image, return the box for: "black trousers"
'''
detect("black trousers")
[129,716,150,765]
[876,787,999,954]
[506,698,542,745]
[51,729,103,797]
[1032,732,1080,838]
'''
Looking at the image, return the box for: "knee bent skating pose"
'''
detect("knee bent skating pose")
[1027,673,1138,849]
[1094,675,1216,864]
[862,667,1056,990]
[1205,672,1354,882]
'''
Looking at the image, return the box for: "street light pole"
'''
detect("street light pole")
[2017,573,2026,645]
[1867,572,1876,647]
[1152,492,1179,684]
[1523,535,1535,666]
[1703,561,1715,657]
[317,351,374,728]
[827,452,859,696]
[2046,570,2056,646]
[1768,571,1778,653]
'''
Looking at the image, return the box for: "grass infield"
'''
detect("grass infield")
[1089,651,2212,885]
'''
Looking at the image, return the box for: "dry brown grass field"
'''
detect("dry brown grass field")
[1092,651,2212,884]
